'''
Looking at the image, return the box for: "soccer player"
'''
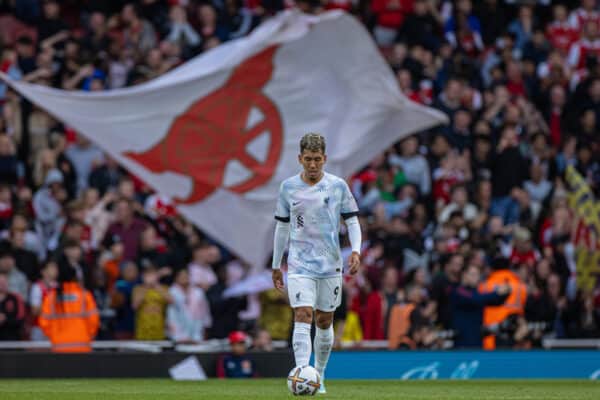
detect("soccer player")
[272,133,361,394]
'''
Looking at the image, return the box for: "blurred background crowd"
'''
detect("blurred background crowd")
[0,0,599,350]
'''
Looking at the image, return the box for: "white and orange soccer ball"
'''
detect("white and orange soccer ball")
[287,366,321,396]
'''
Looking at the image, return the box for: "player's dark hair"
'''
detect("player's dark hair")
[300,133,325,154]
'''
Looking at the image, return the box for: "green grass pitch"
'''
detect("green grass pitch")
[0,379,598,399]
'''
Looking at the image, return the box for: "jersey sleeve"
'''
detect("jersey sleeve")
[274,182,290,222]
[340,180,359,220]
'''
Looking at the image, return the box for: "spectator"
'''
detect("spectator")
[568,0,600,33]
[380,266,401,337]
[167,5,201,51]
[167,269,211,343]
[192,3,229,44]
[371,0,414,47]
[120,3,158,57]
[388,285,435,349]
[104,198,147,262]
[65,136,105,196]
[0,244,28,301]
[431,253,463,329]
[7,221,39,282]
[508,5,536,54]
[111,261,139,339]
[136,225,174,282]
[567,20,600,71]
[132,264,172,340]
[29,259,58,340]
[33,169,67,252]
[223,0,253,40]
[524,163,552,205]
[188,242,219,291]
[507,227,539,269]
[217,330,255,378]
[37,0,68,42]
[57,238,93,290]
[100,233,125,293]
[438,183,477,224]
[444,0,483,55]
[546,4,578,55]
[0,272,25,340]
[0,134,18,186]
[206,263,247,339]
[397,0,440,50]
[389,136,431,196]
[450,264,510,348]
[83,188,115,251]
[88,157,124,196]
[252,329,273,351]
[39,263,99,352]
[490,127,529,225]
[480,257,528,349]
[82,11,110,58]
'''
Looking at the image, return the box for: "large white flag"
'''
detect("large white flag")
[1,10,447,268]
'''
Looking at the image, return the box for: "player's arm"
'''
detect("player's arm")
[341,180,361,275]
[345,216,361,275]
[272,183,290,290]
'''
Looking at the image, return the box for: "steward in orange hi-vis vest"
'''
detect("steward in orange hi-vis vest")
[39,265,99,352]
[479,258,527,350]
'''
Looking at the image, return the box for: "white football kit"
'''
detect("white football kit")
[274,172,359,312]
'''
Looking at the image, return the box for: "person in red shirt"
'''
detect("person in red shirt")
[29,259,58,340]
[568,0,600,33]
[568,20,600,71]
[547,4,579,55]
[509,227,539,269]
[371,0,414,47]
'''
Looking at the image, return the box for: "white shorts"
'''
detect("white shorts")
[287,275,342,312]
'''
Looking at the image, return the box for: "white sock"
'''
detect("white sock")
[292,322,312,367]
[314,325,334,378]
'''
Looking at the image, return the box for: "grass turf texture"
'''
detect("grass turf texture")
[0,379,598,400]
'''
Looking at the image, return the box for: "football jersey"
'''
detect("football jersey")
[275,172,359,278]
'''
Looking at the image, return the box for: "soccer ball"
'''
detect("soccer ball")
[287,366,321,396]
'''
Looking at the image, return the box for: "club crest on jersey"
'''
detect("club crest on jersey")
[324,197,329,205]
[297,215,304,227]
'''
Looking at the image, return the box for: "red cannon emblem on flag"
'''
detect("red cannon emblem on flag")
[124,46,283,204]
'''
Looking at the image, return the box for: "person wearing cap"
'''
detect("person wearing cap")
[216,331,256,378]
[39,263,99,352]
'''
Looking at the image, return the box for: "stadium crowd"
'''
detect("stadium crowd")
[0,0,599,350]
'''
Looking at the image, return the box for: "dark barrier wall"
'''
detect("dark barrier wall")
[2,350,600,379]
[0,351,294,378]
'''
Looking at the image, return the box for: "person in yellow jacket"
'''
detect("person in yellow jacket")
[39,264,99,352]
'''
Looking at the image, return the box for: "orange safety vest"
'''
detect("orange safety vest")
[479,270,527,350]
[39,282,100,353]
[387,303,415,350]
